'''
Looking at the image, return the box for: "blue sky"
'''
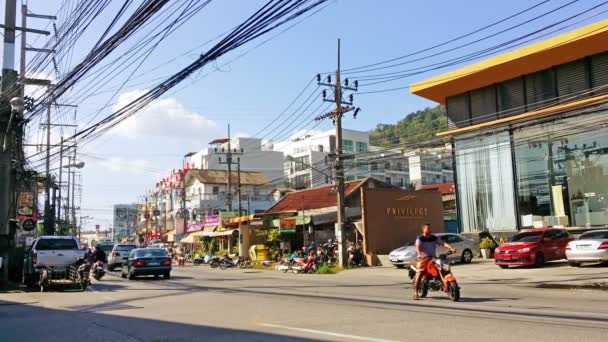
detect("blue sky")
[3,0,605,228]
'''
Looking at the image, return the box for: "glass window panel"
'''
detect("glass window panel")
[455,132,516,232]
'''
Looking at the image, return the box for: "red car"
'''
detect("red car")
[494,228,575,268]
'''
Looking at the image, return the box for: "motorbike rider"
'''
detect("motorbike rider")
[412,223,456,300]
[306,241,316,255]
[90,244,107,272]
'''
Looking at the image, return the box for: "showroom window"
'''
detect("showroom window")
[455,132,517,232]
[513,110,608,228]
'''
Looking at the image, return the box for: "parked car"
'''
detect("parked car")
[388,233,478,268]
[107,243,137,271]
[22,236,86,287]
[121,248,172,280]
[566,229,608,267]
[494,228,574,268]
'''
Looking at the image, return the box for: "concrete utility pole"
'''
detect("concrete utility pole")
[315,39,360,268]
[216,124,243,212]
[0,0,17,287]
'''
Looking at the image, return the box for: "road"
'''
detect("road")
[1,261,608,342]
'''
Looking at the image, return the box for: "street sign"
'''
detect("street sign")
[21,219,36,231]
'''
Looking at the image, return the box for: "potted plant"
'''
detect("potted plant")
[479,237,497,259]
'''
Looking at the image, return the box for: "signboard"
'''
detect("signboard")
[203,215,220,227]
[21,219,36,231]
[17,191,35,218]
[361,188,443,255]
[279,219,296,229]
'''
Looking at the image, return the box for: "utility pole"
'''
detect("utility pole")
[1,0,18,287]
[43,101,53,234]
[315,39,360,268]
[71,147,77,235]
[57,137,63,221]
[216,124,243,212]
[236,157,242,216]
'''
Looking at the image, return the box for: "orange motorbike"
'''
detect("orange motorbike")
[409,250,460,302]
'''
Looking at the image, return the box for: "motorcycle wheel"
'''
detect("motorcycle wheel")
[448,281,460,302]
[239,262,247,269]
[210,262,218,269]
[39,270,49,293]
[79,273,87,291]
[194,260,200,266]
[419,283,429,298]
[220,263,228,270]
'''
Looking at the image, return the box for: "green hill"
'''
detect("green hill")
[369,105,447,147]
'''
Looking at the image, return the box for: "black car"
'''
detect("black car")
[121,248,172,280]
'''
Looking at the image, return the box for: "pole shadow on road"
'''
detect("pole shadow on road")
[0,299,320,342]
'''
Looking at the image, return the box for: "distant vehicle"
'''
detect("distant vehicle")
[97,242,114,255]
[388,233,478,268]
[566,229,608,267]
[121,248,172,280]
[494,228,574,268]
[107,243,137,271]
[22,236,86,288]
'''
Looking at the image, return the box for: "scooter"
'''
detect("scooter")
[291,252,318,274]
[92,260,105,281]
[409,251,460,301]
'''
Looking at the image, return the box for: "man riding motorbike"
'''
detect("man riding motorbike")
[90,244,108,278]
[412,223,456,300]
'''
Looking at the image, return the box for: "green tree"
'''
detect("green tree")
[369,105,447,147]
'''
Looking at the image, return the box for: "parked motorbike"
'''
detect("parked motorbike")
[291,252,318,274]
[209,256,222,269]
[235,256,253,269]
[409,251,460,302]
[317,243,338,266]
[219,256,236,270]
[92,260,105,281]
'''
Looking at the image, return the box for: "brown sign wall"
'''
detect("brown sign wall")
[361,188,443,255]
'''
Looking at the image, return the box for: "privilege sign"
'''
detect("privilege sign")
[362,188,443,255]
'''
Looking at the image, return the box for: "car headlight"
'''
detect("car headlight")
[518,247,531,253]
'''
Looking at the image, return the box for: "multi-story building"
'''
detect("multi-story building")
[364,145,454,189]
[189,137,284,181]
[411,19,608,232]
[277,129,370,190]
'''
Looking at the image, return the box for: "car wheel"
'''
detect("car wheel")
[535,252,545,267]
[461,249,473,264]
[163,272,170,279]
[498,265,508,269]
[128,269,135,280]
[121,270,127,279]
[154,274,160,279]
[568,261,581,267]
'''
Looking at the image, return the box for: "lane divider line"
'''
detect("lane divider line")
[259,323,402,342]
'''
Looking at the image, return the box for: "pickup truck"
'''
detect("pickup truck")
[22,236,86,287]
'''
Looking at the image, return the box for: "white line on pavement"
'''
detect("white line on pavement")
[259,323,402,342]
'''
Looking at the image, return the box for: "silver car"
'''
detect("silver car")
[388,233,478,268]
[566,230,608,266]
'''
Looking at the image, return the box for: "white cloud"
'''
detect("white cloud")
[94,157,157,175]
[110,90,219,143]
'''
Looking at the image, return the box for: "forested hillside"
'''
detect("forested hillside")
[369,105,447,147]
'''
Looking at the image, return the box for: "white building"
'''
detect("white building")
[365,145,454,189]
[189,137,284,182]
[276,129,370,190]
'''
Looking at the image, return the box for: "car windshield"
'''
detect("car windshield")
[134,249,167,258]
[116,245,136,252]
[36,238,78,250]
[579,231,608,240]
[510,232,543,243]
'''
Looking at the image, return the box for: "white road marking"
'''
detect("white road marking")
[259,323,402,342]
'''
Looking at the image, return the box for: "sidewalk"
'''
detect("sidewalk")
[339,258,608,290]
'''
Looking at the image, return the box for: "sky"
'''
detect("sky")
[2,0,605,229]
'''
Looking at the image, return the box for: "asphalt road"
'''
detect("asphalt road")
[1,261,608,342]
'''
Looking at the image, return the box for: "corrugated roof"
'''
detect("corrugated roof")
[265,179,369,214]
[186,169,269,186]
[420,182,455,195]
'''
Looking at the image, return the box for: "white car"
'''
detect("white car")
[566,229,608,266]
[108,243,138,271]
[388,233,478,268]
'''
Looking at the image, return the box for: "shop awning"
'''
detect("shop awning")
[181,231,203,244]
[206,229,237,237]
[227,214,256,224]
[203,225,217,233]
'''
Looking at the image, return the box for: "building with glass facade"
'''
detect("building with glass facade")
[411,19,608,232]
